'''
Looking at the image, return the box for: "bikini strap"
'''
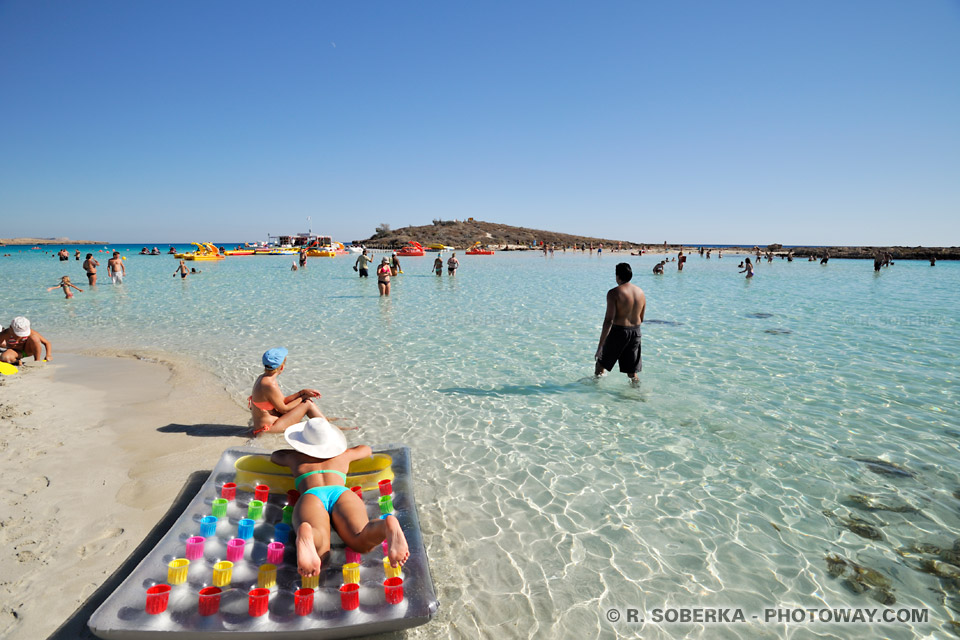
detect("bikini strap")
[294,469,348,489]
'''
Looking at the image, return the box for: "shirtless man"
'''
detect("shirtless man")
[249,348,326,435]
[107,251,126,284]
[595,263,645,384]
[1,317,52,364]
[82,253,100,285]
[270,418,410,578]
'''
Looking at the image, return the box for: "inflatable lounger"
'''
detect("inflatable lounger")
[88,445,439,639]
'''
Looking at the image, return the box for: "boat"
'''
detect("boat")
[465,242,495,255]
[304,236,338,257]
[396,241,425,257]
[87,444,439,639]
[224,243,258,256]
[425,243,454,252]
[176,243,225,261]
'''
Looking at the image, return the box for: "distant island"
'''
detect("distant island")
[356,219,641,250]
[0,237,107,246]
[355,221,957,260]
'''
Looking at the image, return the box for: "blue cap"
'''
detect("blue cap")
[262,347,288,369]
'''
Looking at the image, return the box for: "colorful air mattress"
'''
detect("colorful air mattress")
[88,445,438,639]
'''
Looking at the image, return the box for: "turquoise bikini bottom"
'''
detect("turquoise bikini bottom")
[302,485,349,512]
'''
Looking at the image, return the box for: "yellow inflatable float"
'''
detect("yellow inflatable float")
[233,453,395,493]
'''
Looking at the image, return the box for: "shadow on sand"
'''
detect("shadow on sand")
[157,423,251,438]
[48,471,210,640]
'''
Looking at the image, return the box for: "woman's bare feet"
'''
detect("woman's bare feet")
[384,515,409,568]
[296,522,322,577]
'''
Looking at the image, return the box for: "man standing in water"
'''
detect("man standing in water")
[108,251,126,284]
[595,263,645,385]
[354,249,373,278]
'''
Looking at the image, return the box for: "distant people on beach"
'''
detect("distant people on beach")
[58,249,69,261]
[173,260,189,279]
[299,246,308,269]
[377,258,391,296]
[83,253,99,285]
[48,276,82,299]
[820,252,829,265]
[249,348,326,436]
[930,257,936,266]
[269,419,410,578]
[390,253,401,276]
[447,253,459,276]
[1,317,51,364]
[595,263,645,385]
[678,251,686,271]
[433,255,443,276]
[74,249,81,260]
[354,249,372,278]
[874,252,883,272]
[108,251,125,284]
[740,258,754,278]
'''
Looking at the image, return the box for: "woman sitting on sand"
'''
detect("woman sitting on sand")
[270,418,409,578]
[249,347,326,436]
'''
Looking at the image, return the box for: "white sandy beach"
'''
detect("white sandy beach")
[0,350,250,640]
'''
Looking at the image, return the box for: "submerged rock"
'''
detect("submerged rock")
[847,493,919,513]
[897,543,942,557]
[920,559,960,580]
[746,312,774,319]
[852,458,918,479]
[853,565,892,589]
[825,554,848,577]
[842,517,884,540]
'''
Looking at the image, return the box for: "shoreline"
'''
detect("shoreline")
[0,349,251,639]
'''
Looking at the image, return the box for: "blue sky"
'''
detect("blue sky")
[1,1,957,245]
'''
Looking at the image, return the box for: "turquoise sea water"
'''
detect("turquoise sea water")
[2,246,959,639]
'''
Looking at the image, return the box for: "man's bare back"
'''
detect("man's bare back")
[595,263,645,381]
[607,282,646,326]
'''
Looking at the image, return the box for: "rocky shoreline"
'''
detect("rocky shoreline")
[356,220,957,260]
[0,237,107,245]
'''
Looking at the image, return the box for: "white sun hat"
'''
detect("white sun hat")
[284,417,347,459]
[11,317,30,337]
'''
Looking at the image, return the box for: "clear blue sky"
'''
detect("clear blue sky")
[1,1,958,245]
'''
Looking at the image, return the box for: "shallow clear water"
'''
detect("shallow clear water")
[3,246,959,639]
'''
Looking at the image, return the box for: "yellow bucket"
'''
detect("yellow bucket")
[383,556,402,580]
[233,454,394,493]
[212,561,233,587]
[258,564,277,589]
[301,574,319,590]
[167,558,189,585]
